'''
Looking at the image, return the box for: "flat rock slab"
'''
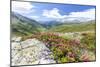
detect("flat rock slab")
[11,37,56,66]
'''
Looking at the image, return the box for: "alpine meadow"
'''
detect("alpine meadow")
[11,1,96,66]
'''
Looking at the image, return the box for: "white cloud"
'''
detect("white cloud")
[42,8,66,19]
[29,16,39,19]
[12,1,35,14]
[67,8,95,21]
[42,8,95,22]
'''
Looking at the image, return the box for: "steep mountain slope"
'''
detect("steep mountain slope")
[11,12,46,36]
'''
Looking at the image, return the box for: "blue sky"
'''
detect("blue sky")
[12,1,96,22]
[31,2,95,15]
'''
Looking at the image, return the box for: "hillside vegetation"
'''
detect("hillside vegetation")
[11,12,46,36]
[11,13,96,63]
[49,22,95,32]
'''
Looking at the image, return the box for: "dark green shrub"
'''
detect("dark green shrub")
[81,32,96,51]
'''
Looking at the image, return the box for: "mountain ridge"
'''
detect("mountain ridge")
[11,12,46,36]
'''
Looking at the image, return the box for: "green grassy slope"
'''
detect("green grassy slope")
[11,12,46,36]
[49,21,95,32]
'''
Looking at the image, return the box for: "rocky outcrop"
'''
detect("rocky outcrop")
[11,37,55,66]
